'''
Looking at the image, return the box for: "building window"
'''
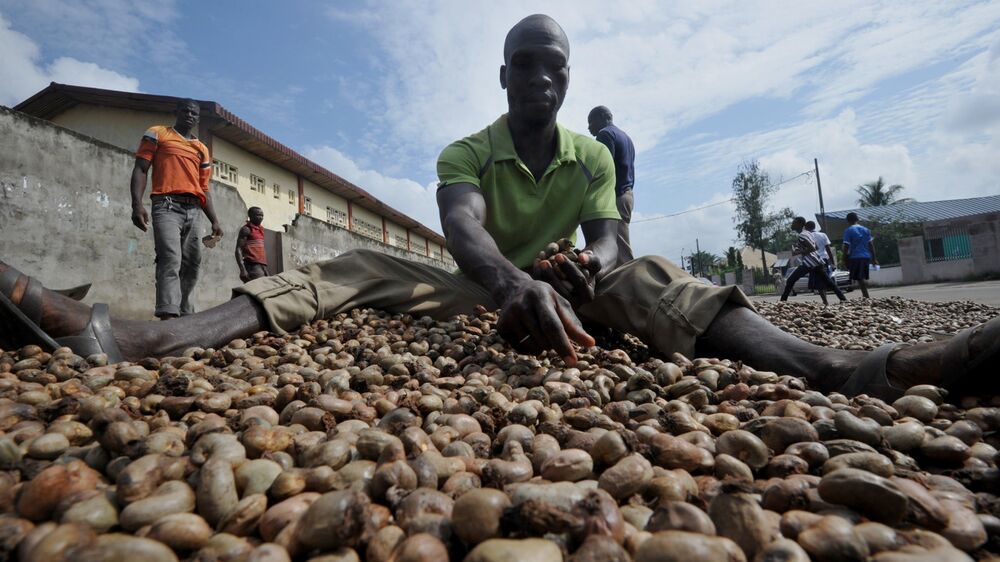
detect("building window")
[353,217,382,241]
[304,197,312,215]
[212,159,238,184]
[925,231,972,262]
[394,235,409,249]
[250,174,265,193]
[326,206,348,228]
[272,183,281,199]
[288,190,295,205]
[431,249,442,260]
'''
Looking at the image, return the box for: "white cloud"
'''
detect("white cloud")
[0,14,139,106]
[302,145,443,235]
[330,1,1000,164]
[1,0,182,68]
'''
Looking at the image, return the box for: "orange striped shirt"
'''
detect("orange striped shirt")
[136,126,212,206]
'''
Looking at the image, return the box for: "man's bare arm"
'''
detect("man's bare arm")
[437,183,530,303]
[437,183,594,364]
[130,158,151,231]
[235,226,251,281]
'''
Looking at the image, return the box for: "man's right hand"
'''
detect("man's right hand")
[496,279,596,366]
[131,205,149,232]
[239,270,250,283]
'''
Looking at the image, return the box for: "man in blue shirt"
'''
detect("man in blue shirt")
[589,106,635,266]
[842,212,878,298]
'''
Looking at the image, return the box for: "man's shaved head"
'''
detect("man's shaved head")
[503,14,569,63]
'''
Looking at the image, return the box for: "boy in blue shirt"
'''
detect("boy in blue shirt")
[842,212,878,298]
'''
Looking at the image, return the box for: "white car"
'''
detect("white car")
[785,268,853,296]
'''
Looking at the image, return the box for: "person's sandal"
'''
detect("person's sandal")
[0,267,123,362]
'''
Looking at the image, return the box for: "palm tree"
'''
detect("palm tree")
[855,177,914,207]
[689,250,720,277]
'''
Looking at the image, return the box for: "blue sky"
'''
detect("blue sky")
[2,0,999,262]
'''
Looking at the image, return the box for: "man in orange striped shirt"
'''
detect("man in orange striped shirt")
[130,99,223,319]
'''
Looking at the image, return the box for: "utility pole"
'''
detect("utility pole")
[814,158,827,233]
[695,238,701,277]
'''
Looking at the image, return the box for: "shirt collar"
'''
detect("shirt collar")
[489,114,577,165]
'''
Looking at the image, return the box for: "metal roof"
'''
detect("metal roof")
[823,194,1000,224]
[13,83,447,247]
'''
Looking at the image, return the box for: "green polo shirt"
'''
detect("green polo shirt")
[437,114,620,270]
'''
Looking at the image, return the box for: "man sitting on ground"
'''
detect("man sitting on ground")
[1,15,998,402]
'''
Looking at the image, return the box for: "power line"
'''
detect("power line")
[632,169,815,225]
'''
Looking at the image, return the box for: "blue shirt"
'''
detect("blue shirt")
[843,224,873,258]
[595,124,635,196]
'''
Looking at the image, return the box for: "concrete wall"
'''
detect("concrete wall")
[0,106,450,322]
[280,214,448,270]
[899,217,1000,284]
[868,265,902,286]
[0,106,246,319]
[970,219,1000,276]
[46,103,442,262]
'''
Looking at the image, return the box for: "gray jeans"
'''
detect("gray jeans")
[616,190,635,266]
[151,195,203,317]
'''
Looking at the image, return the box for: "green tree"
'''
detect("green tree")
[689,250,720,277]
[731,160,793,271]
[856,177,914,207]
[764,227,798,257]
[725,246,739,268]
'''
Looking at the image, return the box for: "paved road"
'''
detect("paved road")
[752,280,1000,307]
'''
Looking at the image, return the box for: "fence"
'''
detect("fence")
[924,226,972,263]
[729,267,779,295]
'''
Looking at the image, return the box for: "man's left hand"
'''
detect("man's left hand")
[211,222,224,238]
[532,249,601,307]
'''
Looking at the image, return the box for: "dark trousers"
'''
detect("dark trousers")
[244,261,270,281]
[616,190,634,266]
[151,195,203,316]
[780,264,845,301]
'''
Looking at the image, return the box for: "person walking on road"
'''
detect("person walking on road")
[588,106,635,267]
[236,207,269,282]
[805,220,835,292]
[130,98,223,319]
[781,217,846,305]
[843,212,878,299]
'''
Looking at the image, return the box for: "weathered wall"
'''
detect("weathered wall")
[281,214,447,270]
[970,219,1000,276]
[899,234,978,284]
[0,106,449,322]
[899,217,1000,284]
[0,106,248,319]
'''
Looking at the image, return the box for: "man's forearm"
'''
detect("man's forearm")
[445,213,530,304]
[202,193,220,225]
[130,166,147,208]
